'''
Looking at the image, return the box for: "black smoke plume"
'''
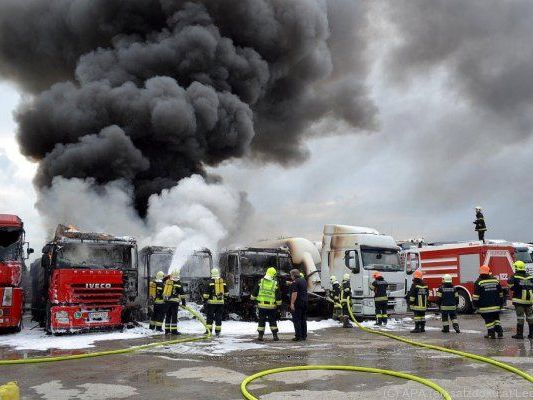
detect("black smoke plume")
[0,0,376,214]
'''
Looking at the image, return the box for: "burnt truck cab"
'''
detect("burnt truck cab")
[0,214,33,332]
[31,225,138,334]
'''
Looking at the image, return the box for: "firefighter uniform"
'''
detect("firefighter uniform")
[163,272,186,335]
[370,274,388,326]
[251,267,282,341]
[408,275,428,333]
[328,276,342,321]
[508,261,533,339]
[339,274,353,328]
[473,267,504,339]
[149,271,167,331]
[436,275,460,333]
[473,207,487,242]
[202,269,228,336]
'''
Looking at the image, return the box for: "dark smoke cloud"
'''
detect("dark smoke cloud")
[384,0,533,135]
[0,0,376,214]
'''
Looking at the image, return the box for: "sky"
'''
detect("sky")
[1,0,532,255]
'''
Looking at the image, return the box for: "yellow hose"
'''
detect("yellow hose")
[241,365,451,400]
[0,305,211,366]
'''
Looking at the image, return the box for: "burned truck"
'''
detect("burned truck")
[31,225,139,334]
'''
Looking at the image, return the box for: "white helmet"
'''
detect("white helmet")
[170,270,180,279]
[342,273,350,281]
[475,206,482,211]
[442,274,452,283]
[155,271,165,280]
[211,268,220,278]
[330,275,337,283]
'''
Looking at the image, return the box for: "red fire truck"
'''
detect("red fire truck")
[403,242,515,313]
[0,214,33,332]
[31,225,138,334]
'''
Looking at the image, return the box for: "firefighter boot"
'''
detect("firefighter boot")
[441,325,450,333]
[273,332,279,341]
[484,329,495,339]
[383,317,388,326]
[410,322,421,333]
[495,324,503,338]
[528,324,533,339]
[374,318,381,326]
[453,323,460,333]
[512,324,524,339]
[420,321,426,333]
[342,316,353,328]
[257,331,264,341]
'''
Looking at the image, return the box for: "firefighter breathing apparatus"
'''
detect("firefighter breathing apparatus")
[0,305,210,366]
[240,293,533,400]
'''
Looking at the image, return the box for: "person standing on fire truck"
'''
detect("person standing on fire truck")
[340,273,353,328]
[370,272,388,326]
[436,274,460,333]
[407,270,428,333]
[508,261,533,339]
[473,206,487,243]
[251,267,282,341]
[149,271,167,331]
[473,265,504,339]
[202,268,228,337]
[163,270,186,335]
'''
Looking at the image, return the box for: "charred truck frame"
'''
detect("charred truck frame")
[0,214,32,333]
[31,225,138,334]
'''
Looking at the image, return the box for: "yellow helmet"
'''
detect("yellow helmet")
[266,267,277,277]
[170,270,180,279]
[514,260,526,271]
[342,273,350,281]
[211,268,220,278]
[155,271,165,280]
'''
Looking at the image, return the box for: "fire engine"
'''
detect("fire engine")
[403,242,515,313]
[0,214,33,332]
[31,225,138,334]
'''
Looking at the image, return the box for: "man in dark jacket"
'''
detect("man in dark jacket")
[370,272,388,326]
[473,206,487,243]
[508,261,533,339]
[290,269,308,341]
[328,276,342,321]
[473,265,504,339]
[408,270,428,333]
[340,273,353,328]
[163,270,186,335]
[202,268,229,337]
[436,274,460,333]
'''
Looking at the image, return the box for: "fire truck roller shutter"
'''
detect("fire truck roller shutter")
[459,254,481,283]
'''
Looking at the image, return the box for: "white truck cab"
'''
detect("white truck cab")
[320,224,407,318]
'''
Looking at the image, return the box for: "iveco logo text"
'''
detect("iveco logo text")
[85,283,112,289]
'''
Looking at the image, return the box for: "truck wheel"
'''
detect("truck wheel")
[457,289,473,314]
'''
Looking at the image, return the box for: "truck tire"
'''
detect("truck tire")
[457,289,473,314]
[30,260,46,325]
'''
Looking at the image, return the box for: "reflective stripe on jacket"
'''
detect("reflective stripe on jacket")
[370,277,388,303]
[436,283,459,311]
[341,280,351,304]
[202,278,229,304]
[164,278,185,302]
[408,279,428,311]
[508,272,533,305]
[251,277,282,309]
[472,275,503,313]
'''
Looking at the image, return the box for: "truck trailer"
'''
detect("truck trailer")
[31,225,139,334]
[0,214,32,332]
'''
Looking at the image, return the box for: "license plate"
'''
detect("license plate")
[89,312,109,322]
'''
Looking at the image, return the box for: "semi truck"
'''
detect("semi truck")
[31,225,139,334]
[0,214,32,332]
[402,242,515,313]
[320,224,408,319]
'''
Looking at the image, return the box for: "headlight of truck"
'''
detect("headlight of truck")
[55,311,70,324]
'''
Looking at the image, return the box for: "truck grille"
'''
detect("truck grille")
[70,284,124,304]
[387,283,404,292]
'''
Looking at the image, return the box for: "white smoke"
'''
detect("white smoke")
[37,175,247,273]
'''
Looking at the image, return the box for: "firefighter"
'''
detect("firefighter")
[370,272,388,326]
[473,206,487,243]
[163,270,186,335]
[149,271,167,331]
[407,270,428,333]
[507,260,533,339]
[473,265,504,339]
[436,274,460,333]
[202,268,228,337]
[340,273,353,328]
[251,267,282,341]
[328,276,342,321]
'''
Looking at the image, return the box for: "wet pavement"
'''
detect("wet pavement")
[1,311,533,399]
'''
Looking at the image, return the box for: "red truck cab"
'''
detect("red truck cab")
[0,214,33,332]
[32,225,138,334]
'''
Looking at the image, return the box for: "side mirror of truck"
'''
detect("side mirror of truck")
[344,250,360,274]
[25,243,34,259]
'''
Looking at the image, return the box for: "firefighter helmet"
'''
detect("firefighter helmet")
[413,270,423,279]
[211,268,220,278]
[170,270,180,279]
[442,274,452,283]
[372,272,382,279]
[330,275,337,283]
[514,260,526,271]
[266,267,277,277]
[479,265,490,274]
[342,273,350,281]
[155,271,165,280]
[475,206,482,211]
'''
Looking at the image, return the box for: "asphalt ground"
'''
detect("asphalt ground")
[1,310,532,400]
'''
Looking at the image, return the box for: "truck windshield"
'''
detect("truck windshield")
[181,252,212,278]
[0,229,22,262]
[240,252,281,276]
[149,252,173,274]
[361,248,402,272]
[56,243,134,270]
[515,248,533,263]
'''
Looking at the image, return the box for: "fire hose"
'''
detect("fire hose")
[240,293,532,400]
[0,305,211,366]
